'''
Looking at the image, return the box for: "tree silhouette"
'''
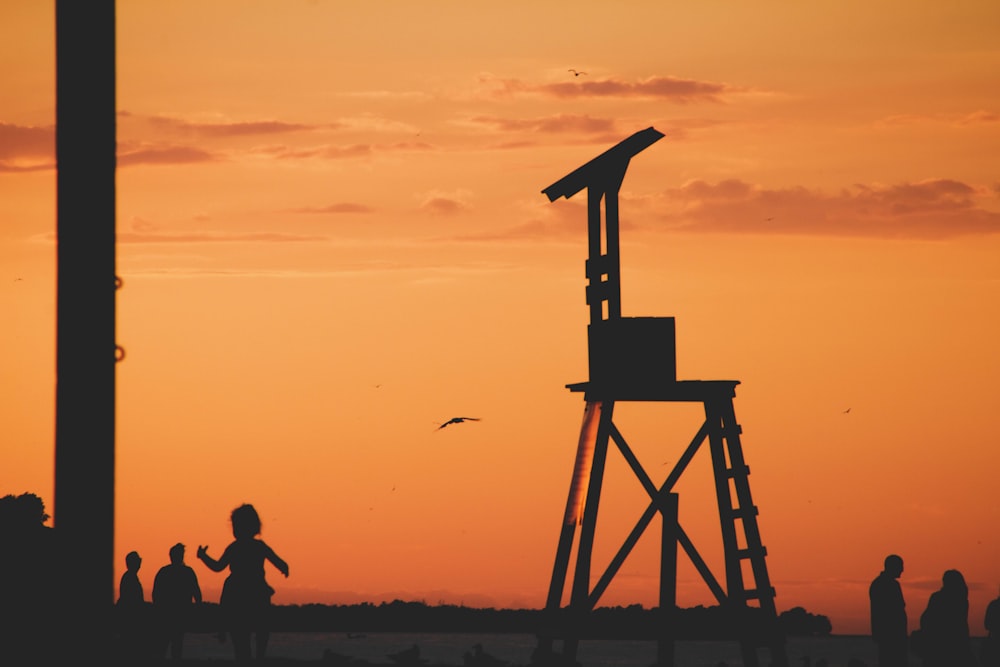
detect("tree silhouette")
[0,492,58,665]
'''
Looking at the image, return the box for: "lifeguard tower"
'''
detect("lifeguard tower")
[533,128,789,667]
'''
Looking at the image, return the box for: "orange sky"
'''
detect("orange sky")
[3,1,1000,637]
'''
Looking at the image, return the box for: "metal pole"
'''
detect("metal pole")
[55,0,117,660]
[657,493,679,667]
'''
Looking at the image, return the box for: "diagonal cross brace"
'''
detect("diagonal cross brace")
[586,420,727,608]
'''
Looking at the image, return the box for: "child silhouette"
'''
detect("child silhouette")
[197,504,288,663]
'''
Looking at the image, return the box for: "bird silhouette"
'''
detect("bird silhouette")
[568,69,587,77]
[843,408,851,414]
[436,417,481,430]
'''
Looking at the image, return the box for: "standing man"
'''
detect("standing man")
[983,587,1000,666]
[153,543,203,660]
[870,554,908,667]
[116,550,150,659]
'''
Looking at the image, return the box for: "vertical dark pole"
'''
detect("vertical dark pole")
[586,187,605,324]
[657,493,679,667]
[602,182,622,320]
[564,401,613,661]
[55,0,117,660]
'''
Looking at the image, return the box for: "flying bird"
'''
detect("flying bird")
[436,417,481,431]
[843,408,851,414]
[568,69,587,77]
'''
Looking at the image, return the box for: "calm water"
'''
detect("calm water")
[179,631,917,666]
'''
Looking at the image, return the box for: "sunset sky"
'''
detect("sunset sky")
[3,1,1000,637]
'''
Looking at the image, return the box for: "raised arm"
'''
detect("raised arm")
[196,545,227,573]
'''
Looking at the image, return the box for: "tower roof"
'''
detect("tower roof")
[541,126,664,202]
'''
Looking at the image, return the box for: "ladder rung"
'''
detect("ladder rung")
[741,586,776,601]
[585,282,615,305]
[585,256,613,277]
[723,505,760,521]
[736,546,768,560]
[725,464,750,478]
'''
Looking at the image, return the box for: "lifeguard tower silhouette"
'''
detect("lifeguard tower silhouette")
[533,128,789,667]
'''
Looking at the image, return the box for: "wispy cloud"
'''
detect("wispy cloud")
[448,199,586,242]
[0,122,54,159]
[541,76,739,102]
[118,230,326,244]
[259,141,433,160]
[337,90,434,102]
[0,161,54,173]
[0,122,55,171]
[650,178,1000,239]
[290,203,376,214]
[119,217,324,244]
[468,114,726,149]
[456,178,1000,242]
[476,73,742,103]
[120,110,322,138]
[419,190,472,216]
[118,145,219,167]
[877,109,1000,127]
[468,113,618,134]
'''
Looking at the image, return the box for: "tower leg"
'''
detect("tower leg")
[535,401,613,665]
[656,493,679,667]
[704,393,788,667]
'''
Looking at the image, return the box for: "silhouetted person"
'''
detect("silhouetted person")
[116,550,152,661]
[918,569,975,667]
[119,550,144,605]
[870,554,908,667]
[983,588,1000,667]
[153,542,203,660]
[197,503,289,663]
[0,493,58,666]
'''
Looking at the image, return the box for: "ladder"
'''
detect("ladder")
[533,383,788,667]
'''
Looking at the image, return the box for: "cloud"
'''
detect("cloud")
[154,118,315,137]
[119,218,324,244]
[120,111,322,138]
[260,141,432,160]
[455,178,1000,243]
[651,178,1000,239]
[0,161,55,173]
[291,203,376,214]
[337,90,434,102]
[468,113,617,134]
[421,197,468,216]
[117,145,219,167]
[419,190,472,216]
[336,114,420,134]
[118,230,325,244]
[270,144,373,160]
[476,73,741,103]
[0,122,54,159]
[877,110,1000,127]
[957,110,1000,125]
[461,114,725,151]
[540,76,738,102]
[0,122,55,170]
[448,199,587,242]
[126,110,426,138]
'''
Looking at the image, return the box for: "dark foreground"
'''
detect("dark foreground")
[93,633,904,667]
